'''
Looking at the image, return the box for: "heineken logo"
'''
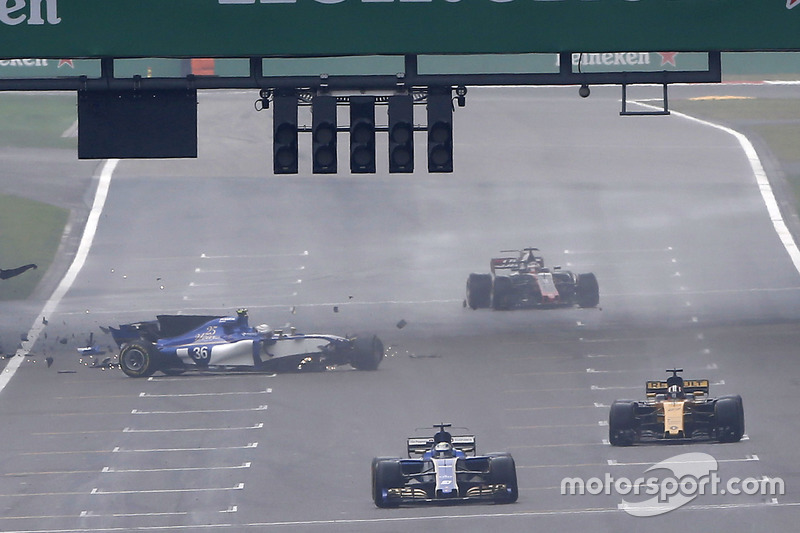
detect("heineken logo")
[0,0,59,25]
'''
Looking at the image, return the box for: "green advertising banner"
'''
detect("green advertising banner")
[1,1,799,59]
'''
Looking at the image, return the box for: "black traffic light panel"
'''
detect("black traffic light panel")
[388,95,414,173]
[349,96,376,173]
[273,94,298,174]
[427,89,453,173]
[312,95,337,174]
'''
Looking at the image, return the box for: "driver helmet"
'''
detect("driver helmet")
[667,384,684,399]
[433,441,454,458]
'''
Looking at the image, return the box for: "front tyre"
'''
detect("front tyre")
[492,276,513,310]
[349,335,384,371]
[119,341,159,378]
[609,400,637,446]
[372,458,403,508]
[466,273,492,309]
[715,395,745,443]
[576,273,600,308]
[488,454,518,503]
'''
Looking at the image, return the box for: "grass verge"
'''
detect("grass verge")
[0,195,69,301]
[0,93,77,149]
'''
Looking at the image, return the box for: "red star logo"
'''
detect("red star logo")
[657,52,678,66]
[57,59,74,68]
[789,0,800,9]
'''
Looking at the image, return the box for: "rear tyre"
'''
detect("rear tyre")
[488,454,518,503]
[350,335,384,371]
[119,341,159,378]
[372,458,403,508]
[715,395,745,443]
[492,276,513,310]
[466,273,492,309]
[609,400,637,446]
[576,273,600,308]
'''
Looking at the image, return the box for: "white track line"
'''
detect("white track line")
[0,159,119,395]
[635,101,800,277]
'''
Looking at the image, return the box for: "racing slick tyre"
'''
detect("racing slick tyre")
[487,453,518,503]
[466,273,492,309]
[350,335,384,371]
[576,272,600,308]
[372,458,403,508]
[119,341,159,378]
[491,276,514,310]
[609,400,637,446]
[715,394,745,443]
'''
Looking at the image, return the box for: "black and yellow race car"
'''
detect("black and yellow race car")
[608,369,744,446]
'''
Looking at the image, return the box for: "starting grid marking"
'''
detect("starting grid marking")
[607,455,758,466]
[122,423,263,433]
[90,483,245,495]
[139,389,271,397]
[113,442,258,453]
[1,502,797,532]
[101,462,251,474]
[131,405,268,414]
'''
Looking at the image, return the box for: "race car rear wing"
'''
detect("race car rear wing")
[407,435,477,458]
[646,379,710,396]
[490,257,521,273]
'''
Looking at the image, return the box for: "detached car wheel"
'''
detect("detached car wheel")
[350,335,384,371]
[119,341,159,378]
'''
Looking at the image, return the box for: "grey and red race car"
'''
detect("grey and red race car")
[466,247,599,310]
[109,309,384,377]
[372,424,518,507]
[608,369,745,446]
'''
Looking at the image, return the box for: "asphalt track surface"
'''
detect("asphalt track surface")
[1,84,800,532]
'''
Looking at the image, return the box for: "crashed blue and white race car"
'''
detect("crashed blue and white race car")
[110,309,384,377]
[371,424,518,507]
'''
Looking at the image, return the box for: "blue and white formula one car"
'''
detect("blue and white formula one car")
[371,424,518,507]
[110,309,384,377]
